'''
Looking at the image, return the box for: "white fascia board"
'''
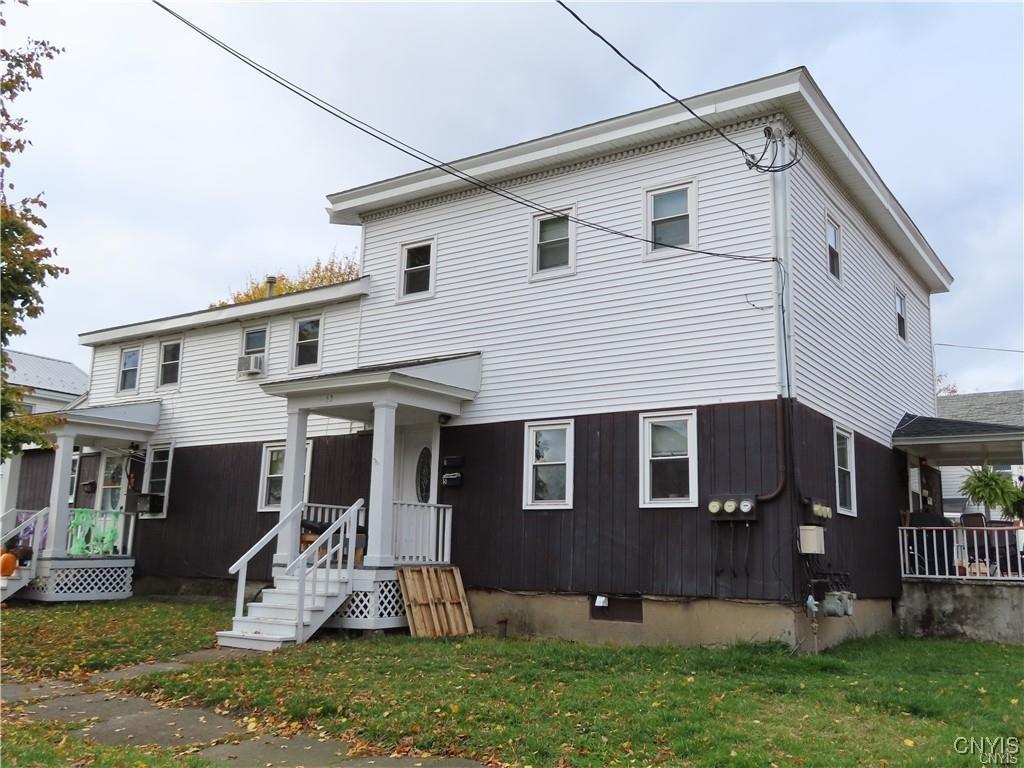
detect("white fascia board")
[893,432,1024,447]
[326,70,806,224]
[78,278,371,347]
[261,370,476,402]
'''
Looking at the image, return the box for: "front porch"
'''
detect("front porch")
[1,402,161,603]
[218,353,480,647]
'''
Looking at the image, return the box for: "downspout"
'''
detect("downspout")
[758,119,793,504]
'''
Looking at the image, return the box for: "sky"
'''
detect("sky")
[4,1,1023,394]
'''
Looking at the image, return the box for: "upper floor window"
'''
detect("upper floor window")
[532,212,575,278]
[158,340,182,387]
[293,317,321,367]
[523,420,573,509]
[243,327,267,356]
[640,410,698,508]
[647,183,694,256]
[894,289,907,340]
[826,217,841,279]
[400,240,435,298]
[118,347,141,392]
[834,425,856,516]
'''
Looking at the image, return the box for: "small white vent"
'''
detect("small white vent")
[237,354,265,375]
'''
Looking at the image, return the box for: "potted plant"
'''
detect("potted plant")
[959,465,1024,521]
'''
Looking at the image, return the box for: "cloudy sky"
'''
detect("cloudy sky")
[5,1,1022,393]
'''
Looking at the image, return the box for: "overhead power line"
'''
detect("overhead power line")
[555,0,802,174]
[150,0,775,264]
[935,343,1024,354]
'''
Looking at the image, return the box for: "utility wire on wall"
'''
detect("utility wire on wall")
[935,343,1024,354]
[555,0,803,174]
[150,0,776,265]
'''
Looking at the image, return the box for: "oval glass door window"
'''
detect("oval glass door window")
[416,447,432,503]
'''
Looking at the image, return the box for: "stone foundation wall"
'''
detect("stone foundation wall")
[897,580,1024,644]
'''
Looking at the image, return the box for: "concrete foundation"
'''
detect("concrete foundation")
[466,589,896,651]
[897,580,1024,644]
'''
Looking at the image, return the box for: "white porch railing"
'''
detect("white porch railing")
[899,526,1024,582]
[1,507,48,581]
[229,500,304,619]
[286,498,363,644]
[393,501,452,565]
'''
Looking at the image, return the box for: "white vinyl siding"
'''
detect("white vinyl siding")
[788,148,935,446]
[640,410,698,508]
[84,301,362,447]
[523,420,573,509]
[357,122,778,425]
[833,425,856,516]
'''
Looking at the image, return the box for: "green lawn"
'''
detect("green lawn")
[1,597,231,680]
[123,633,1023,768]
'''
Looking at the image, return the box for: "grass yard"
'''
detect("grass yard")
[0,597,231,680]
[0,720,212,768]
[123,632,1023,768]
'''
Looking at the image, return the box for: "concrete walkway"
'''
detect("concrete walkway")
[1,649,478,768]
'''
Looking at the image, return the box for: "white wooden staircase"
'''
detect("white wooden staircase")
[217,500,362,651]
[1,508,47,602]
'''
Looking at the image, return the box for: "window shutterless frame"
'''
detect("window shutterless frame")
[826,215,841,280]
[291,314,323,370]
[643,180,697,261]
[530,207,576,280]
[639,410,699,508]
[833,424,857,516]
[142,443,175,518]
[157,339,183,388]
[522,419,574,510]
[117,346,142,393]
[242,325,268,356]
[257,440,313,512]
[894,287,908,341]
[397,237,437,301]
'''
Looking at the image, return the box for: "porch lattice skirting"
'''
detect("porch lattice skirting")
[326,576,407,631]
[19,557,134,602]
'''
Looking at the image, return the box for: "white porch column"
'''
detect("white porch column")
[273,407,309,566]
[42,432,76,558]
[364,400,397,568]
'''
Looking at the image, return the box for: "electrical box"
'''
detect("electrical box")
[798,525,825,555]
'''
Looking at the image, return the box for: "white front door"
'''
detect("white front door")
[394,424,437,504]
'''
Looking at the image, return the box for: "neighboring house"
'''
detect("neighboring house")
[936,390,1024,520]
[15,66,1010,650]
[1,350,89,512]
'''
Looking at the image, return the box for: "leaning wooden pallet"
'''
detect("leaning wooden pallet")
[397,566,474,638]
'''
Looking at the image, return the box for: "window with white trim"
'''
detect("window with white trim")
[834,425,856,516]
[532,212,574,277]
[258,441,313,511]
[158,340,182,387]
[68,452,80,504]
[293,317,321,368]
[400,240,434,297]
[243,326,267,356]
[640,410,698,507]
[647,183,693,254]
[144,444,174,497]
[894,289,907,340]
[523,420,573,509]
[826,217,841,279]
[118,347,141,392]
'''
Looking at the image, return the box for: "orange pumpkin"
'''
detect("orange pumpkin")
[0,552,17,577]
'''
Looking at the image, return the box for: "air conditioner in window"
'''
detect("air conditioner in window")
[136,493,164,518]
[237,354,265,375]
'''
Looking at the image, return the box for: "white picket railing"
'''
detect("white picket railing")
[899,526,1024,582]
[393,501,452,565]
[303,502,359,527]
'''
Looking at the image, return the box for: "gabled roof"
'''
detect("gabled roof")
[892,412,1024,466]
[327,67,951,293]
[893,413,1023,440]
[937,390,1024,428]
[5,350,89,396]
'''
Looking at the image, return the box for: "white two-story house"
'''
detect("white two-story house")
[7,68,973,650]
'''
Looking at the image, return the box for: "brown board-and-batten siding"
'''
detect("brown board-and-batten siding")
[440,399,799,602]
[15,449,101,511]
[133,433,371,582]
[789,401,906,599]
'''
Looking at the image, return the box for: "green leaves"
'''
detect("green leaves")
[960,465,1024,520]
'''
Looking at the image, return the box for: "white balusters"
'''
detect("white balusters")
[899,526,1024,582]
[392,501,453,564]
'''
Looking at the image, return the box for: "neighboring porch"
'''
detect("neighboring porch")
[1,401,161,602]
[219,353,480,648]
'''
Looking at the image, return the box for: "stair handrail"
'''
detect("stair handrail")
[229,500,304,619]
[285,498,363,644]
[1,507,48,583]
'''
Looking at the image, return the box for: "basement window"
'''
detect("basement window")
[590,596,643,623]
[640,410,698,508]
[834,425,857,516]
[826,216,841,279]
[523,420,573,509]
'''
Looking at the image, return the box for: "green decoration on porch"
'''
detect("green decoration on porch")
[66,508,121,556]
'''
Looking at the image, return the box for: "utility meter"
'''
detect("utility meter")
[723,499,738,514]
[708,500,722,515]
[739,499,754,514]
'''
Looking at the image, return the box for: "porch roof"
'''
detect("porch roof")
[892,413,1024,466]
[55,400,162,446]
[261,352,481,422]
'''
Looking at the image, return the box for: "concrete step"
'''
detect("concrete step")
[216,630,295,652]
